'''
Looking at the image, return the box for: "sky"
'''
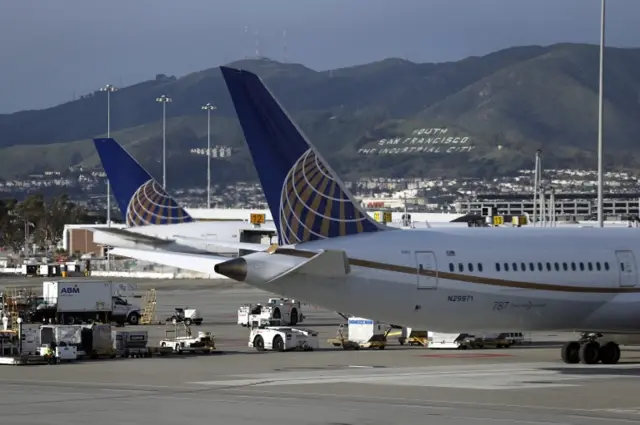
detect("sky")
[1,0,639,113]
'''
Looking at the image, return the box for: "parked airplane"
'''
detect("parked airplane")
[91,138,276,255]
[107,65,640,366]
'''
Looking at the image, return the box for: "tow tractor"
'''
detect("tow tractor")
[248,320,318,352]
[165,307,203,326]
[159,323,216,354]
[237,298,304,327]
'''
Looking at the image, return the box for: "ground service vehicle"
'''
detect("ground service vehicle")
[159,323,215,354]
[166,308,203,326]
[249,326,318,352]
[31,281,141,325]
[237,298,304,327]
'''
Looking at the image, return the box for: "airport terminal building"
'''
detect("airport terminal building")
[455,192,640,221]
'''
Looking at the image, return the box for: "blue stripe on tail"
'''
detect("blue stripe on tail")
[93,138,193,227]
[219,66,390,245]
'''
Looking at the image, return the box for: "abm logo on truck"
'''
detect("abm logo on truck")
[61,285,80,295]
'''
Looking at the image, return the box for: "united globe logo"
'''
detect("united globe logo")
[278,149,371,245]
[125,179,192,226]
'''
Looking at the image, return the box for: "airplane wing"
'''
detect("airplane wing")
[91,227,173,246]
[92,227,272,253]
[109,247,230,276]
[172,235,272,253]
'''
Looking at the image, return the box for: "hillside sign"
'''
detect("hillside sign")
[358,127,475,155]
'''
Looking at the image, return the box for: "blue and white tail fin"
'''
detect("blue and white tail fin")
[93,138,194,227]
[219,66,391,246]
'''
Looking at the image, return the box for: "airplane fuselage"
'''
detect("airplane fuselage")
[239,227,640,334]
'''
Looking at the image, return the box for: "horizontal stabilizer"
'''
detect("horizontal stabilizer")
[268,249,350,283]
[109,247,229,276]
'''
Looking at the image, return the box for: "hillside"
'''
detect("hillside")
[1,43,640,187]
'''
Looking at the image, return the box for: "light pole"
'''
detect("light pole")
[597,0,606,227]
[100,84,118,227]
[23,219,34,257]
[155,95,172,189]
[201,102,217,207]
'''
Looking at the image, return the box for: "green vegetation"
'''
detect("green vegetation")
[0,194,91,253]
[1,43,640,185]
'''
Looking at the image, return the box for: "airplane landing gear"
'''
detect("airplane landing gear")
[561,333,621,365]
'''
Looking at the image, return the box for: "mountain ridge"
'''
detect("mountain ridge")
[1,42,639,187]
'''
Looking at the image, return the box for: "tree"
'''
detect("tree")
[0,193,89,254]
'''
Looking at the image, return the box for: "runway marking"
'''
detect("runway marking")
[598,409,640,415]
[188,362,636,390]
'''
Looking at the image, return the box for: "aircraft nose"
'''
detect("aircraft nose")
[214,257,248,282]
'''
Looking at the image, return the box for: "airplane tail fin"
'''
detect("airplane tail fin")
[219,66,391,245]
[93,138,194,227]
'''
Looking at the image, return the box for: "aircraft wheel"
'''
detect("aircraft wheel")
[579,341,600,364]
[599,342,621,364]
[561,341,580,364]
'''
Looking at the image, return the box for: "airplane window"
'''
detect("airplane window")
[504,263,510,272]
[562,262,568,271]
[579,262,585,271]
[520,262,526,271]
[605,262,610,271]
[529,263,534,271]
[468,263,474,272]
[545,262,551,271]
[587,262,593,271]
[537,262,543,271]
[458,263,464,272]
[596,262,601,271]
[478,263,483,272]
[512,262,518,271]
[554,262,559,271]
[496,263,501,272]
[571,262,576,271]
[449,263,454,272]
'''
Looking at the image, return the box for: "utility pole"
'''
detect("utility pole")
[201,103,217,208]
[100,84,118,227]
[156,95,172,189]
[597,0,606,227]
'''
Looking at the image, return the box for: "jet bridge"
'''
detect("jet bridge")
[238,213,277,256]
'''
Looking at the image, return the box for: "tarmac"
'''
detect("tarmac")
[2,277,640,424]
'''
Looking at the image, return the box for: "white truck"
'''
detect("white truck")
[29,281,142,325]
[237,298,304,327]
[249,326,319,352]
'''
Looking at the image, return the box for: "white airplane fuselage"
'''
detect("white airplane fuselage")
[236,226,640,334]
